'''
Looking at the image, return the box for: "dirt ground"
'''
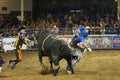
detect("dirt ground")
[0,50,120,80]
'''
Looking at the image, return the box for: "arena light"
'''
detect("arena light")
[115,0,117,2]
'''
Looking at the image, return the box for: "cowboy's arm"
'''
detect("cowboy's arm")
[24,37,31,47]
[80,42,92,52]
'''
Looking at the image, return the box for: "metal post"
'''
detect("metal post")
[115,0,119,20]
[21,0,24,22]
[117,0,120,21]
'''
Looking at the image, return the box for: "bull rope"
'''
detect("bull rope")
[42,35,51,52]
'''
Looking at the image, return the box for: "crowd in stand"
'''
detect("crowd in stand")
[0,7,120,37]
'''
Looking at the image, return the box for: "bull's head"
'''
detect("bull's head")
[71,48,83,66]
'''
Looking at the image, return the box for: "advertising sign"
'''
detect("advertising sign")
[86,36,113,49]
[113,36,120,48]
[0,38,2,45]
[2,38,27,51]
[59,35,114,49]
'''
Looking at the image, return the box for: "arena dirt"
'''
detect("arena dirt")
[0,50,120,80]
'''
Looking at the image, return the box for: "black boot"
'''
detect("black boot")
[11,60,19,70]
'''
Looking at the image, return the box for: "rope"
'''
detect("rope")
[42,35,51,52]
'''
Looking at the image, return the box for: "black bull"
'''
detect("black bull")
[37,30,74,76]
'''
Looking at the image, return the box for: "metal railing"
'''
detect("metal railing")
[0,27,120,37]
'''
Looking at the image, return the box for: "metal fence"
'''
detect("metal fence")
[0,27,120,38]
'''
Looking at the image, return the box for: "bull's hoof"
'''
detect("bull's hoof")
[40,68,50,75]
[40,70,48,75]
[50,69,54,73]
[52,73,57,76]
[71,71,74,74]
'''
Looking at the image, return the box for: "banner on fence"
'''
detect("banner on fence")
[113,36,120,48]
[2,38,27,51]
[59,35,114,49]
[1,35,120,50]
[0,38,2,45]
[86,36,113,49]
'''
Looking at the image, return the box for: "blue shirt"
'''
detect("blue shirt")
[78,26,86,32]
[75,26,88,42]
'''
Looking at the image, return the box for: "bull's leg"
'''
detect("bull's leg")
[69,60,74,74]
[38,49,45,68]
[49,58,54,72]
[53,60,60,76]
[51,55,60,76]
[38,51,42,64]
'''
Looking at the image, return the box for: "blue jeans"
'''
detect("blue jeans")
[66,63,71,71]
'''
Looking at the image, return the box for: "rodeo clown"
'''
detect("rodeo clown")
[66,23,92,73]
[7,26,31,69]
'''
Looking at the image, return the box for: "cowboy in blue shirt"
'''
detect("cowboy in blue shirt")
[66,25,92,73]
[70,25,90,50]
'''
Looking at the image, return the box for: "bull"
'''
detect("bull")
[37,29,75,76]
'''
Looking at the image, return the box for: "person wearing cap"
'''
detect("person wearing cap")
[7,26,31,69]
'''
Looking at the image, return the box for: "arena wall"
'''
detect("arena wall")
[0,0,32,14]
[1,35,120,51]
